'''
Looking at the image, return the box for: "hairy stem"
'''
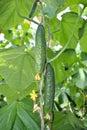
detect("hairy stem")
[39,1,44,25]
[39,79,45,130]
[50,112,54,130]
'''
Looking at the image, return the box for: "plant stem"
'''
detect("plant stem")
[48,20,51,47]
[49,7,85,63]
[39,79,45,130]
[38,3,45,128]
[50,111,54,130]
[39,1,44,25]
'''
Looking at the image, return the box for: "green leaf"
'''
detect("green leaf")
[4,29,13,41]
[65,0,79,5]
[58,92,69,107]
[79,0,87,6]
[53,112,85,130]
[81,51,87,60]
[69,85,79,97]
[18,82,39,100]
[0,47,40,102]
[49,17,60,32]
[72,68,87,89]
[75,91,85,108]
[78,21,86,40]
[0,0,34,30]
[46,48,56,60]
[0,98,40,130]
[52,49,76,83]
[83,115,87,127]
[80,22,87,52]
[44,17,60,45]
[43,6,56,18]
[56,12,82,49]
[65,0,87,6]
[0,81,39,103]
[0,101,17,130]
[0,46,36,92]
[69,85,85,108]
[0,84,18,103]
[41,0,66,10]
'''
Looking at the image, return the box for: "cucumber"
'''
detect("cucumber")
[29,0,39,18]
[44,63,55,114]
[35,24,46,75]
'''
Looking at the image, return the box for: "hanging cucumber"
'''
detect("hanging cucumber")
[44,63,55,114]
[29,0,39,18]
[35,24,46,76]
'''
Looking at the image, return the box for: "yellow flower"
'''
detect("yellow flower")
[30,90,38,101]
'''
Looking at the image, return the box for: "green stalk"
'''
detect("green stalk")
[39,79,45,130]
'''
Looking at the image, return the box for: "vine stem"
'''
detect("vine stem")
[48,20,51,47]
[39,79,45,130]
[39,1,44,25]
[15,0,39,25]
[48,7,85,63]
[39,64,47,130]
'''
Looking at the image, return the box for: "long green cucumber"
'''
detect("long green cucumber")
[44,63,55,114]
[35,24,46,75]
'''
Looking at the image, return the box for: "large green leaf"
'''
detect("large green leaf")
[56,12,82,49]
[0,0,33,30]
[53,112,85,130]
[51,49,77,83]
[0,47,40,102]
[0,47,35,91]
[0,98,40,130]
[0,82,39,103]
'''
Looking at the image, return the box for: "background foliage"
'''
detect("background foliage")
[0,0,87,129]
